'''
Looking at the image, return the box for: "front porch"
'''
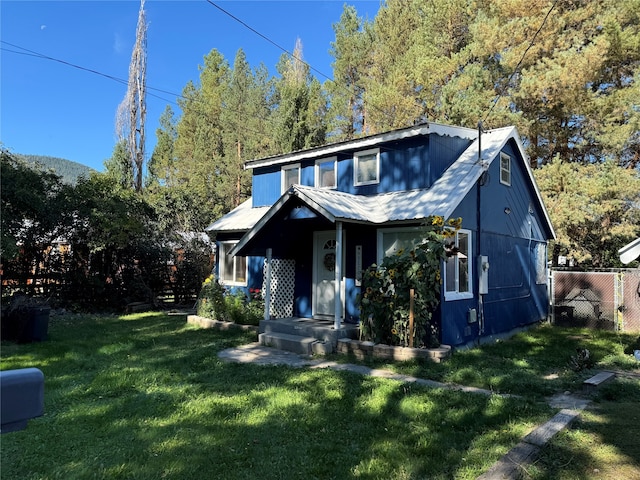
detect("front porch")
[259,317,359,355]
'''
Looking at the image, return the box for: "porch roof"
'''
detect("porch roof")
[204,198,270,234]
[210,126,555,256]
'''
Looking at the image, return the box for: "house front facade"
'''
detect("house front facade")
[206,123,555,348]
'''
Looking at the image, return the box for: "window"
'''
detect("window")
[354,148,379,186]
[500,153,511,186]
[219,242,247,286]
[315,157,336,189]
[377,227,423,264]
[282,164,300,193]
[444,229,472,300]
[535,242,547,285]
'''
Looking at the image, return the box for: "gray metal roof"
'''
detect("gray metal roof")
[244,122,478,170]
[205,198,270,233]
[207,126,556,243]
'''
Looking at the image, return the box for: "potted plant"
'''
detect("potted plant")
[1,293,51,343]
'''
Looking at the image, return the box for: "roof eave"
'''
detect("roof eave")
[244,123,478,170]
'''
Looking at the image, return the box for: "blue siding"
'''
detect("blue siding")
[252,167,281,207]
[233,131,551,348]
[438,146,550,347]
[480,140,547,241]
[251,134,474,203]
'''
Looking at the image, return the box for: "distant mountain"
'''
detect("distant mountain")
[17,154,96,185]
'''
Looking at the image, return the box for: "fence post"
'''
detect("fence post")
[409,288,414,348]
[615,271,623,332]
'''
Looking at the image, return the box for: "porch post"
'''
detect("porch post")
[334,222,343,330]
[264,248,272,321]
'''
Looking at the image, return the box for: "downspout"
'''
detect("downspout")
[334,221,343,330]
[477,122,485,339]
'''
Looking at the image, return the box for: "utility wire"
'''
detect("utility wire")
[204,0,334,84]
[482,0,559,125]
[1,41,275,136]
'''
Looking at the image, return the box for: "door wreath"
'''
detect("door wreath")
[324,253,336,271]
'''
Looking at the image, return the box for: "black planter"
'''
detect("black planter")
[23,306,50,342]
[2,306,50,343]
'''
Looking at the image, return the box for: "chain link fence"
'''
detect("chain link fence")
[551,269,640,332]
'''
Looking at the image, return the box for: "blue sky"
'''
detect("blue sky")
[1,0,380,172]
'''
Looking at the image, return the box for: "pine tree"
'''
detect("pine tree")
[272,39,328,153]
[326,5,372,140]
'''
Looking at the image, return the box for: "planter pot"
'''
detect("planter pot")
[2,306,50,343]
[23,306,50,342]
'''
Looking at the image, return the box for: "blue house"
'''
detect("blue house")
[206,123,555,348]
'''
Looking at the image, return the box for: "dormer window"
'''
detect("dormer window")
[354,148,380,186]
[500,153,511,186]
[315,157,336,189]
[282,164,300,193]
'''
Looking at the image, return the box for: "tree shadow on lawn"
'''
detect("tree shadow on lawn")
[2,313,551,479]
[373,325,638,399]
[525,378,640,480]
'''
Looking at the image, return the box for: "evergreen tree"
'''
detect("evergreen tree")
[148,106,177,187]
[326,5,372,140]
[221,50,272,209]
[535,157,640,267]
[272,39,328,153]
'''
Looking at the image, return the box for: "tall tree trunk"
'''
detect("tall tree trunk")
[116,0,147,192]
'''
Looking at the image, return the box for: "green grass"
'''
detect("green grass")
[1,316,638,479]
[523,378,640,480]
[334,324,640,399]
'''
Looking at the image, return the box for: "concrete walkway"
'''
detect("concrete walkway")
[218,343,592,480]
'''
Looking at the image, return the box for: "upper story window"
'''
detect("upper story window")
[219,241,247,286]
[500,153,511,186]
[315,157,337,189]
[354,148,380,186]
[444,229,472,301]
[281,164,300,193]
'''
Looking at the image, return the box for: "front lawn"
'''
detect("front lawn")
[2,314,638,479]
[337,324,640,399]
[1,312,549,480]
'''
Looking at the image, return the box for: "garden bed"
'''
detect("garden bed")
[337,338,451,363]
[187,315,259,334]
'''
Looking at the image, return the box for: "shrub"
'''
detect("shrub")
[196,277,263,326]
[359,216,458,348]
[196,275,227,321]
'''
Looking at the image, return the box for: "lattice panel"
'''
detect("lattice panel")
[263,259,295,318]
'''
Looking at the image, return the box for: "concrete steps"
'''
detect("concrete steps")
[258,332,333,355]
[258,318,359,356]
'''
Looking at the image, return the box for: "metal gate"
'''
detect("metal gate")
[551,269,640,332]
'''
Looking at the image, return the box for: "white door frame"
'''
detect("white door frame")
[312,229,345,321]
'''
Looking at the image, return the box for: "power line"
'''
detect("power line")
[204,0,335,84]
[1,41,274,136]
[482,0,559,125]
[1,41,179,100]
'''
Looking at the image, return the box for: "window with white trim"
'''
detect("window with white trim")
[315,157,336,189]
[354,148,379,186]
[281,164,300,193]
[444,229,472,300]
[500,153,511,186]
[219,241,247,286]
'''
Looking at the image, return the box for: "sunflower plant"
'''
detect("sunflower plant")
[359,216,460,348]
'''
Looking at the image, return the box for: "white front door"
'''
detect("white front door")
[313,231,341,318]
